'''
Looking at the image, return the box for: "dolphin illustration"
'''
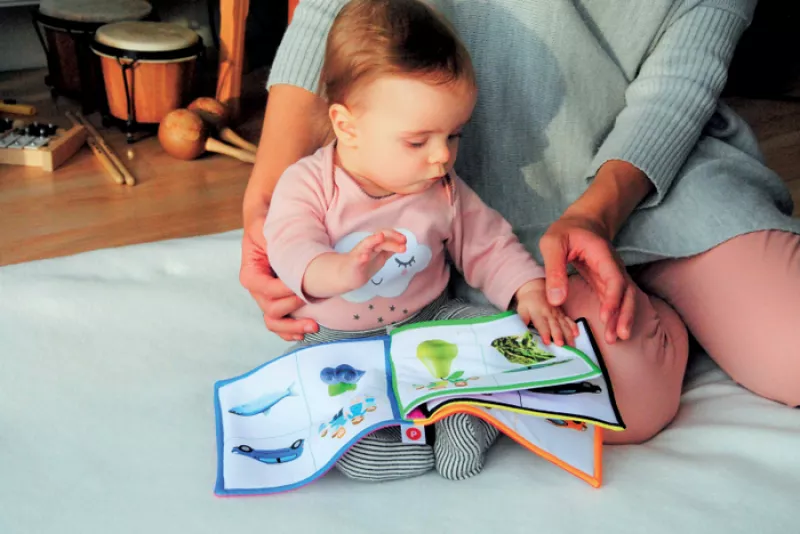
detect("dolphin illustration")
[228,382,298,417]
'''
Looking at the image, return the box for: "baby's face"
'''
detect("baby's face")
[344,75,476,195]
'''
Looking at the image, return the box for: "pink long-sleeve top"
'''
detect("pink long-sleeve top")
[263,143,545,331]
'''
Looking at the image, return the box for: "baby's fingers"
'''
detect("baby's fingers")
[377,230,407,254]
[352,232,386,260]
[548,316,565,347]
[557,314,578,347]
[531,315,553,346]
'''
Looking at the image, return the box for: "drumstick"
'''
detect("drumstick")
[65,112,124,185]
[68,111,137,186]
[88,138,125,185]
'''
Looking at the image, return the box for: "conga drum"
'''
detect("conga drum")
[32,0,153,113]
[90,21,204,141]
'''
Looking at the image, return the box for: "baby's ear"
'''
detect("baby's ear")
[329,104,358,147]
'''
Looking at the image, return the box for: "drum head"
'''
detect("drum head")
[40,0,152,23]
[94,21,200,55]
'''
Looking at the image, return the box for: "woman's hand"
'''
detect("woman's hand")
[239,204,319,341]
[539,160,653,344]
[238,83,332,340]
[539,214,635,345]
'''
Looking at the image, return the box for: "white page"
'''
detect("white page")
[389,313,601,416]
[422,322,624,429]
[216,338,400,493]
[478,406,598,479]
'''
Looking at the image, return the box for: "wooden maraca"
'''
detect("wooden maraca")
[158,109,256,163]
[187,97,258,154]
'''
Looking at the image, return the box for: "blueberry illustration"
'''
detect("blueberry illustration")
[320,367,337,384]
[335,364,365,384]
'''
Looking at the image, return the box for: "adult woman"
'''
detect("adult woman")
[240,0,800,443]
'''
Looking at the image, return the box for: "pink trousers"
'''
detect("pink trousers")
[562,230,800,444]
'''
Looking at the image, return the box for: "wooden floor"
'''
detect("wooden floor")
[0,69,798,266]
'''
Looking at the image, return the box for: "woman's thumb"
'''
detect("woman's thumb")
[540,234,569,306]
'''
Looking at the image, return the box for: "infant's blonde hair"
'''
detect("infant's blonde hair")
[319,0,476,107]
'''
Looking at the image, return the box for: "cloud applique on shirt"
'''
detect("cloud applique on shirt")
[334,228,432,303]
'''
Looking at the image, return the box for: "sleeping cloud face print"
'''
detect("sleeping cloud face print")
[334,228,432,303]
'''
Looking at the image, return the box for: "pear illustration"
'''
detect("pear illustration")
[416,339,458,379]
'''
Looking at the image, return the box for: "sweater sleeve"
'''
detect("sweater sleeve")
[266,0,349,93]
[587,0,756,207]
[262,160,334,303]
[446,176,545,311]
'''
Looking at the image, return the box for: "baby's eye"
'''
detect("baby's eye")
[406,140,426,149]
[448,133,463,142]
[395,256,416,268]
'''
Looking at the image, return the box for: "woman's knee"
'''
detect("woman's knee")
[562,276,690,444]
[639,230,800,408]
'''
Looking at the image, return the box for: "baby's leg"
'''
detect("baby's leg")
[288,331,435,482]
[636,230,800,407]
[560,275,690,444]
[430,301,503,480]
[334,427,434,482]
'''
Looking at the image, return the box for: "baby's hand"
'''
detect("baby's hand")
[514,279,579,347]
[341,230,407,291]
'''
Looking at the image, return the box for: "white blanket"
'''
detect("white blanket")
[1,231,798,534]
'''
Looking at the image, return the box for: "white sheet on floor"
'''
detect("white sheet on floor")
[1,231,798,534]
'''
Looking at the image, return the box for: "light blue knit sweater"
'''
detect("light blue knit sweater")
[267,0,799,266]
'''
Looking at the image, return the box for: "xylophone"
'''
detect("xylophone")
[0,117,87,172]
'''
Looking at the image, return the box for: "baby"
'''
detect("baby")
[264,0,577,482]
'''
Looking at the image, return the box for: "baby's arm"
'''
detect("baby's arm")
[303,230,406,299]
[446,176,545,309]
[264,162,405,301]
[446,176,577,345]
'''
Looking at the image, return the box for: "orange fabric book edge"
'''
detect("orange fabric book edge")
[416,404,604,488]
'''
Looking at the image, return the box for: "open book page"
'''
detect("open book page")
[388,312,602,417]
[214,338,401,495]
[475,406,602,486]
[413,320,626,431]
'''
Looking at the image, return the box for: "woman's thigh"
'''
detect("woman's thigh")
[561,275,689,444]
[636,230,800,407]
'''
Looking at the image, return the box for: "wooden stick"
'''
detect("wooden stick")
[65,113,124,184]
[87,138,125,184]
[67,111,136,186]
[219,128,257,154]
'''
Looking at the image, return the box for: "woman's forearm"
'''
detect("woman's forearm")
[565,160,654,240]
[243,84,333,225]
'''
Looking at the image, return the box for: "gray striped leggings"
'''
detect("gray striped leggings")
[288,294,501,481]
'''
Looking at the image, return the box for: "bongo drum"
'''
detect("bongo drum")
[90,21,204,141]
[32,0,153,113]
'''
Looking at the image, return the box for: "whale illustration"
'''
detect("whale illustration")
[228,382,298,417]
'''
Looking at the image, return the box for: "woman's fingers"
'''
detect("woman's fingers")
[263,315,318,341]
[617,284,637,340]
[539,233,570,306]
[574,244,631,343]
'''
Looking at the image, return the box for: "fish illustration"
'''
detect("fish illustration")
[228,382,298,417]
[491,331,555,365]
